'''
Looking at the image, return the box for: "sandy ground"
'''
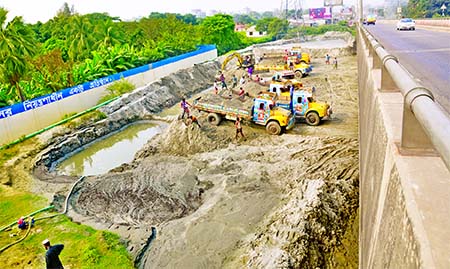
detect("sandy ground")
[1,33,359,268]
[138,54,359,268]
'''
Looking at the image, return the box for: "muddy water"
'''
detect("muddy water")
[56,122,166,176]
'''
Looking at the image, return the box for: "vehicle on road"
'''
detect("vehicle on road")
[364,15,377,25]
[193,93,295,135]
[268,80,332,126]
[396,18,415,31]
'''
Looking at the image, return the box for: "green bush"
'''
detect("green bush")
[98,79,135,104]
[286,23,356,39]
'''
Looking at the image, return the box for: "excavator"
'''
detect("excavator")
[221,51,255,70]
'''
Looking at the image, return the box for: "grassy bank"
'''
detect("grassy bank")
[0,173,134,268]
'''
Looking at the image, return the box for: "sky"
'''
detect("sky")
[0,0,369,24]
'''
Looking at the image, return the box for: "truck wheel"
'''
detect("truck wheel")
[300,60,306,64]
[266,121,282,135]
[305,112,320,126]
[295,70,303,78]
[207,113,221,126]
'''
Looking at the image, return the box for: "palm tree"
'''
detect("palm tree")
[64,15,96,61]
[0,8,37,102]
[94,20,125,48]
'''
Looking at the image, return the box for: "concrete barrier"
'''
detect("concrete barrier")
[358,25,450,268]
[0,46,217,146]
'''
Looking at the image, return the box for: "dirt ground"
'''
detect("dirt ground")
[2,33,360,268]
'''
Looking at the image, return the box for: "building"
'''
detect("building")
[245,25,267,37]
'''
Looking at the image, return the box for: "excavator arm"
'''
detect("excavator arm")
[221,52,244,70]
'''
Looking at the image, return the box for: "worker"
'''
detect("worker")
[188,115,201,128]
[231,74,238,88]
[325,54,331,65]
[239,75,246,85]
[238,87,245,101]
[247,66,253,80]
[213,81,219,94]
[235,117,246,140]
[180,98,191,119]
[42,239,64,269]
[17,216,27,230]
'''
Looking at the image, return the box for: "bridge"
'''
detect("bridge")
[357,19,450,268]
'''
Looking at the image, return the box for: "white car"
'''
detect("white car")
[397,18,415,31]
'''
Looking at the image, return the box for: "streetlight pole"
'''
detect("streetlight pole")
[359,0,363,23]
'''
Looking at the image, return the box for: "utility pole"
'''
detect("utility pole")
[359,0,363,23]
[286,0,289,19]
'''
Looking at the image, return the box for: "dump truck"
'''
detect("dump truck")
[254,62,312,78]
[287,46,311,64]
[268,80,332,126]
[193,93,295,135]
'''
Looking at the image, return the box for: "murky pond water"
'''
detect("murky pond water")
[56,121,166,176]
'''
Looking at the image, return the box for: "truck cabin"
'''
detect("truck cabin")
[293,91,315,105]
[268,81,303,98]
[272,71,295,82]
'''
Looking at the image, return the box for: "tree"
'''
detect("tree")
[56,2,75,18]
[200,14,242,54]
[234,14,256,25]
[256,17,289,39]
[267,18,289,39]
[406,0,447,18]
[64,15,96,61]
[0,8,37,102]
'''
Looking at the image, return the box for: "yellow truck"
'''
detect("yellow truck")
[268,80,332,126]
[287,46,311,64]
[254,62,312,78]
[193,93,295,135]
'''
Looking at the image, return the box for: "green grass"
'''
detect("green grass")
[98,78,135,104]
[0,187,134,268]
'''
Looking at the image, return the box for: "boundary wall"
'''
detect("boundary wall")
[0,45,217,146]
[358,26,450,268]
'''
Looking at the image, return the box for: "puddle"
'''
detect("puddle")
[56,121,166,176]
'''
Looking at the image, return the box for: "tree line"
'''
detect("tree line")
[0,3,355,108]
[0,4,284,107]
[406,0,449,18]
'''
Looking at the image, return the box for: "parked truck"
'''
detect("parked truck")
[193,93,295,135]
[254,62,312,78]
[268,80,332,126]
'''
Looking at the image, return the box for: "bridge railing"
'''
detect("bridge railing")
[358,25,450,171]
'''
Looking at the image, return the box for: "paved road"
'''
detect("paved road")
[365,23,450,113]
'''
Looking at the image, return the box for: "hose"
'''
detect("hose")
[0,97,119,150]
[0,205,54,232]
[0,176,86,253]
[0,218,33,253]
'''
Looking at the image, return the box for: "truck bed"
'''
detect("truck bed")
[193,94,254,120]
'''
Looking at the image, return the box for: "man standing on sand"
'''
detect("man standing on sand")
[231,74,238,88]
[180,98,191,119]
[235,117,246,140]
[42,239,64,269]
[333,57,338,69]
[325,54,331,65]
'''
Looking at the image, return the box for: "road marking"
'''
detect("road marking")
[391,48,450,53]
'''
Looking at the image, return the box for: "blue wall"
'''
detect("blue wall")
[0,45,216,120]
